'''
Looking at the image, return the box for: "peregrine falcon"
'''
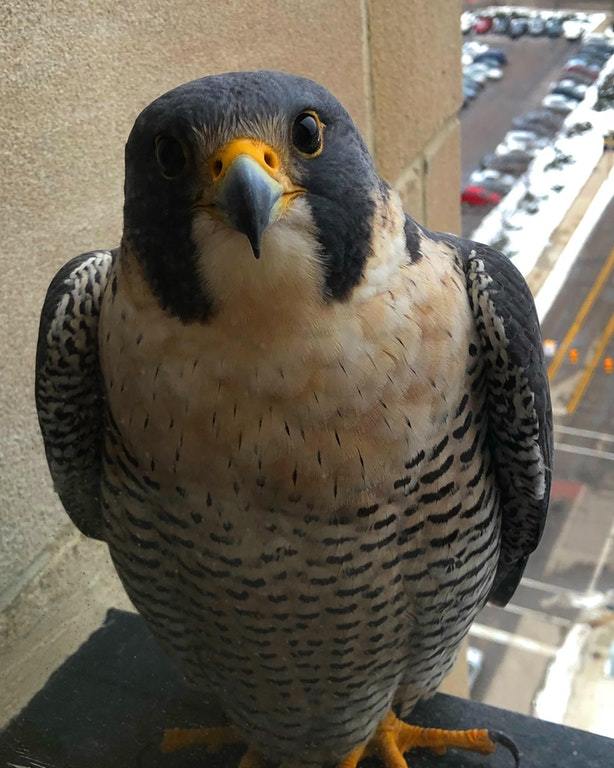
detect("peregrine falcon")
[36,71,551,768]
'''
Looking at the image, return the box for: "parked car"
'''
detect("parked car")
[495,138,537,157]
[512,109,563,135]
[528,16,546,36]
[551,79,587,101]
[468,62,503,80]
[560,69,598,86]
[461,185,502,206]
[477,175,516,196]
[509,18,529,39]
[542,93,577,113]
[481,149,533,175]
[565,56,598,68]
[461,12,475,35]
[463,41,490,56]
[474,16,493,34]
[578,43,610,56]
[491,16,510,35]
[545,18,563,37]
[582,37,614,55]
[563,21,584,41]
[504,129,541,143]
[577,45,612,61]
[563,61,600,80]
[470,168,516,188]
[464,67,488,86]
[571,52,608,68]
[499,130,549,152]
[463,78,480,98]
[463,72,484,89]
[463,83,479,106]
[472,49,507,69]
[473,48,508,66]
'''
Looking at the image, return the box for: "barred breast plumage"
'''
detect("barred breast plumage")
[36,71,551,768]
[98,219,500,765]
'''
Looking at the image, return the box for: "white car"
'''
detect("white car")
[494,139,537,157]
[463,41,489,56]
[499,131,549,152]
[563,20,584,41]
[486,66,503,81]
[467,63,503,81]
[461,12,475,34]
[464,67,488,85]
[542,93,577,114]
[469,168,515,185]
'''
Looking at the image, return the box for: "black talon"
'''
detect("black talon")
[488,730,520,767]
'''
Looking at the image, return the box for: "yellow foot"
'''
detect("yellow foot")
[161,725,266,767]
[338,711,520,768]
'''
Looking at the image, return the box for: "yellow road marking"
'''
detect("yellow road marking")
[548,247,614,382]
[566,313,614,414]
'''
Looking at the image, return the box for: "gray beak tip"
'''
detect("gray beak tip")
[217,156,281,259]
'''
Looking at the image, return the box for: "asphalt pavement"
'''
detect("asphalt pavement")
[461,33,581,237]
[469,184,614,721]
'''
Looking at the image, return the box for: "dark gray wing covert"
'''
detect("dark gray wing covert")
[35,250,116,540]
[462,242,553,605]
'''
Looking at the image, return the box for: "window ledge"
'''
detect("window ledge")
[1,609,613,766]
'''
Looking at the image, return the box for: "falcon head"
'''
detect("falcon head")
[123,71,388,322]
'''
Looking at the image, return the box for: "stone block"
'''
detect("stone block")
[425,119,461,234]
[368,0,462,182]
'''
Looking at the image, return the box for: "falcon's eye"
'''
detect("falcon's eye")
[154,135,187,179]
[292,112,322,156]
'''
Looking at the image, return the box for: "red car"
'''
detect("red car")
[461,185,502,206]
[563,64,599,82]
[474,17,493,34]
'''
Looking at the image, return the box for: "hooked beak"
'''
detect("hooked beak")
[209,139,302,258]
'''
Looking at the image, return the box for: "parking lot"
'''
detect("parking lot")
[461,33,583,236]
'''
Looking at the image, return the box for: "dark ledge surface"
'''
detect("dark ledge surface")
[1,609,613,767]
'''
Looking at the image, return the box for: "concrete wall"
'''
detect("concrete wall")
[0,0,461,616]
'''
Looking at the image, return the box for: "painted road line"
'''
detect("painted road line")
[499,601,572,628]
[554,425,614,444]
[547,248,614,382]
[535,166,614,324]
[555,442,614,462]
[469,623,558,656]
[566,312,614,414]
[521,577,582,596]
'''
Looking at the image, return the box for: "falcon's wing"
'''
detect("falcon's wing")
[35,250,116,540]
[458,240,553,605]
[419,224,553,606]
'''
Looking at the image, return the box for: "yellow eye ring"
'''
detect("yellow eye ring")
[291,111,324,158]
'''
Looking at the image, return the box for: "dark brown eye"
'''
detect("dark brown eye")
[292,112,322,156]
[154,135,187,178]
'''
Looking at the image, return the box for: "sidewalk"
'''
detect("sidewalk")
[527,151,614,298]
[565,615,614,739]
